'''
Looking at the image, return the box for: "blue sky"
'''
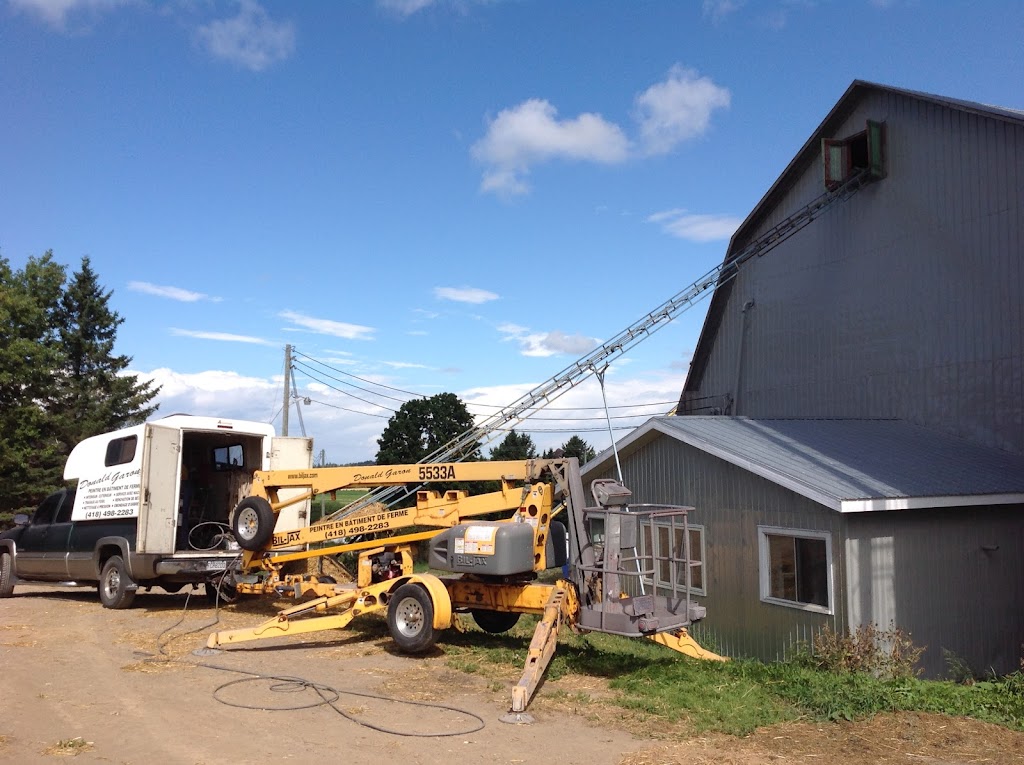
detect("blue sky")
[3,0,1023,464]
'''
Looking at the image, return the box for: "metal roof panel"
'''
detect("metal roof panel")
[599,417,1024,512]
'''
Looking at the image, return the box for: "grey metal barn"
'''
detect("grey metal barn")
[584,81,1024,678]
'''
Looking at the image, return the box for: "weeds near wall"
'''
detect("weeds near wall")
[808,623,924,680]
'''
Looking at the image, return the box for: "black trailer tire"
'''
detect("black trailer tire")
[205,580,239,606]
[387,583,437,653]
[98,555,136,609]
[231,497,276,551]
[471,609,521,634]
[0,551,14,597]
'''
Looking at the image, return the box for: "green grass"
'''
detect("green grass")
[442,618,1024,736]
[309,490,370,522]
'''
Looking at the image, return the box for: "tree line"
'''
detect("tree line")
[0,252,598,513]
[1,252,159,512]
[374,392,596,465]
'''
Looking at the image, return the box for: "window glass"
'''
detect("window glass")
[760,527,831,611]
[104,436,138,467]
[32,492,64,525]
[55,490,76,524]
[213,444,245,470]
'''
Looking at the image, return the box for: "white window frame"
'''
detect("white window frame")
[640,522,706,597]
[757,525,833,615]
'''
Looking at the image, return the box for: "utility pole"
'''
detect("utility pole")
[282,344,291,437]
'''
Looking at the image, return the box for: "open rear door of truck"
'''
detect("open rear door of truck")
[137,424,181,554]
[270,437,314,542]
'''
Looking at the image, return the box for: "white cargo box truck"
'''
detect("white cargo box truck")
[0,415,311,607]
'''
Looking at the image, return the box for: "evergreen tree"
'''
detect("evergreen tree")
[0,252,67,510]
[542,435,597,464]
[375,393,478,464]
[489,429,537,461]
[52,257,159,454]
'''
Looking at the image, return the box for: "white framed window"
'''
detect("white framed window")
[758,526,832,614]
[640,522,705,596]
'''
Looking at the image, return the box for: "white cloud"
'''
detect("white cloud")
[135,355,686,466]
[473,66,728,194]
[434,286,499,304]
[458,371,686,458]
[472,99,630,196]
[376,0,436,16]
[647,208,742,242]
[382,360,431,370]
[128,280,220,303]
[196,0,295,72]
[8,0,132,28]
[279,310,375,340]
[633,65,731,156]
[499,324,598,358]
[702,0,744,23]
[170,328,275,345]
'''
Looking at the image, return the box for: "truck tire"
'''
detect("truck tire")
[0,551,14,597]
[471,609,521,634]
[387,583,437,653]
[98,555,136,609]
[231,497,275,551]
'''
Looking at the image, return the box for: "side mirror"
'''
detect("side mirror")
[13,513,30,526]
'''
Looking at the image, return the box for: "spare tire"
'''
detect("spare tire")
[231,496,276,551]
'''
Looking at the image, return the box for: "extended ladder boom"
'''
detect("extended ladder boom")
[328,169,874,522]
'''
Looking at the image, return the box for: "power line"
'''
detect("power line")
[295,350,680,413]
[298,364,669,423]
[294,362,402,415]
[293,351,424,403]
[303,397,392,419]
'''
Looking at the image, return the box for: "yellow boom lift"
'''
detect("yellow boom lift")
[208,457,722,717]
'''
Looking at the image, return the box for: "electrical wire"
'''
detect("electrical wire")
[298,362,672,424]
[141,579,487,737]
[294,361,402,414]
[205,670,486,737]
[296,348,679,413]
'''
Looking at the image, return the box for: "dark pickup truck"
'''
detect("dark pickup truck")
[0,487,238,608]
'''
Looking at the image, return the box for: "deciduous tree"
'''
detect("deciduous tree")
[375,392,478,464]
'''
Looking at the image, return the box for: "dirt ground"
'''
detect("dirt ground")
[2,584,1022,765]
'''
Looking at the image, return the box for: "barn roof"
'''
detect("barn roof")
[588,417,1024,513]
[682,80,1024,400]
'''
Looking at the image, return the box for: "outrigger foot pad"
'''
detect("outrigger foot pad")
[499,711,535,725]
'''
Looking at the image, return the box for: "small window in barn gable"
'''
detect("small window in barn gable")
[758,526,832,613]
[822,120,886,190]
[640,522,705,596]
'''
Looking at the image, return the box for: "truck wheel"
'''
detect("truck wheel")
[231,497,275,551]
[0,551,14,597]
[99,555,136,609]
[387,583,436,653]
[471,609,521,634]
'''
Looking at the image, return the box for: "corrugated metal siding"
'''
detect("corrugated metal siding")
[846,506,1024,677]
[602,436,846,663]
[691,90,1024,454]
